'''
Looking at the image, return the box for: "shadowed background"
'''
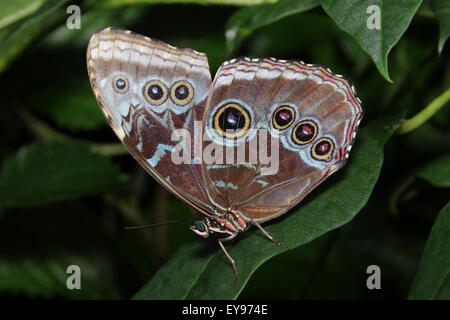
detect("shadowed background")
[0,0,448,299]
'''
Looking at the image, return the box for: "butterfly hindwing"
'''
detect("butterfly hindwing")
[202,58,363,222]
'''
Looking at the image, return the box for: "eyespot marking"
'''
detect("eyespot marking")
[292,120,318,145]
[213,102,251,139]
[143,80,168,105]
[112,75,129,94]
[170,80,194,106]
[311,137,334,161]
[272,105,295,130]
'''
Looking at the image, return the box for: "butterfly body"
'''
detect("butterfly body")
[87,28,363,278]
[192,210,248,238]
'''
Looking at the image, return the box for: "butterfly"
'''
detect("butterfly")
[87,27,363,279]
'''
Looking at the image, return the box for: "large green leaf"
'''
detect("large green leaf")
[0,254,118,299]
[29,78,106,131]
[431,0,450,54]
[133,241,215,299]
[320,0,422,82]
[133,114,404,299]
[0,142,123,208]
[0,0,70,74]
[0,0,44,29]
[0,203,121,299]
[408,201,450,299]
[42,5,148,49]
[417,154,450,187]
[225,0,320,52]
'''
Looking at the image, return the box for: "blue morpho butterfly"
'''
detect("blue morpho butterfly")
[87,28,363,279]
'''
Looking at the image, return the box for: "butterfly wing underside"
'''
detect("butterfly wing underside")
[202,58,363,222]
[87,28,213,214]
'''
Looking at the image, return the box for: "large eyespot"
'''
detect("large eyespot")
[292,120,318,145]
[213,102,251,139]
[272,105,295,130]
[112,75,129,94]
[143,80,168,105]
[311,137,334,161]
[170,80,194,105]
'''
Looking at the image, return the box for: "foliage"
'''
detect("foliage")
[0,0,448,300]
[431,0,450,54]
[408,201,450,299]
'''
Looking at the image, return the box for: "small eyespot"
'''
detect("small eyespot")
[272,105,295,130]
[311,138,334,161]
[292,120,318,145]
[170,80,194,105]
[143,80,168,105]
[112,75,129,94]
[213,102,251,139]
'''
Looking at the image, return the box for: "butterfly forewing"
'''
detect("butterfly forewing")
[87,28,213,214]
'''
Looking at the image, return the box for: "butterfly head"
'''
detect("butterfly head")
[190,220,211,238]
[190,211,248,239]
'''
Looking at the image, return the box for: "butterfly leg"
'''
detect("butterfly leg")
[218,236,239,281]
[252,220,289,250]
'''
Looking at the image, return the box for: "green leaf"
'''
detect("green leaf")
[29,78,107,131]
[408,201,450,299]
[0,254,118,299]
[417,154,450,187]
[134,241,215,299]
[0,0,44,29]
[225,0,320,52]
[0,142,123,208]
[0,203,121,299]
[0,0,70,74]
[320,0,423,82]
[90,0,277,9]
[431,0,450,54]
[133,115,404,299]
[42,5,149,49]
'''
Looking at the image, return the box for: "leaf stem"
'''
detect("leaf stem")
[388,176,416,215]
[416,6,435,19]
[18,106,127,157]
[17,107,69,142]
[396,88,450,135]
[90,143,127,157]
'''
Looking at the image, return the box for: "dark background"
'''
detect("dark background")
[0,1,448,299]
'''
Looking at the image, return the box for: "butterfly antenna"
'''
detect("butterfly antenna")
[124,219,187,230]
